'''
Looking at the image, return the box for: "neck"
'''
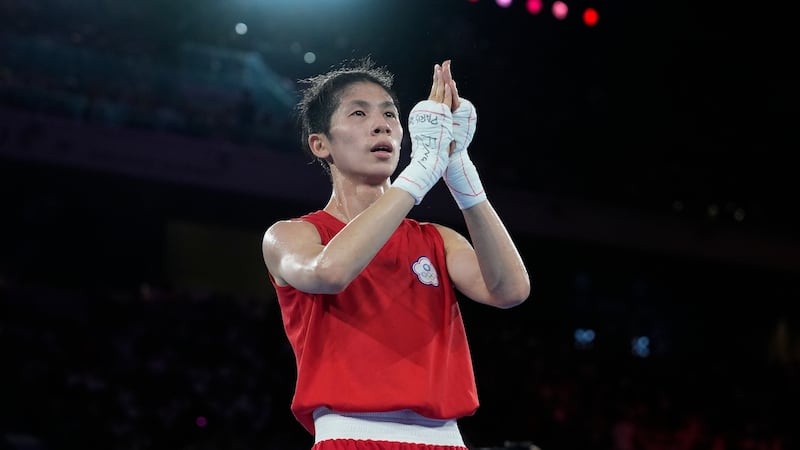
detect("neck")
[324,173,392,223]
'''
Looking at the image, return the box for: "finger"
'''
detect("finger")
[444,60,461,111]
[443,83,453,111]
[441,60,453,87]
[436,64,446,102]
[430,64,443,102]
[428,64,439,100]
[451,80,461,111]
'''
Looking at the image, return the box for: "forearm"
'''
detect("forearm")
[315,188,415,291]
[462,201,531,305]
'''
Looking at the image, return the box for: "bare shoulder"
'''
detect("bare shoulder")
[262,219,321,252]
[261,219,323,286]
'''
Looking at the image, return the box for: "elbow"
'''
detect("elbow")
[491,277,531,309]
[313,258,354,294]
[315,271,351,294]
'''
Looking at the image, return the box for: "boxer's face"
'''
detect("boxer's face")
[310,81,403,184]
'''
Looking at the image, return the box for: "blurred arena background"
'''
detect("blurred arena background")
[1,0,798,449]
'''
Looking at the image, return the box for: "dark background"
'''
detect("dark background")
[1,1,798,449]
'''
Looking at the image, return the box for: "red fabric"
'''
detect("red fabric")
[312,439,468,450]
[273,211,478,434]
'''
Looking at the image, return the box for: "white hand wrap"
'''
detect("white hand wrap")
[392,100,453,204]
[445,98,486,209]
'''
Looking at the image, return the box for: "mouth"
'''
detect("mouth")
[370,142,394,155]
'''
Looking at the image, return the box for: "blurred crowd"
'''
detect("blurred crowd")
[2,275,796,450]
[0,34,297,151]
[2,280,302,450]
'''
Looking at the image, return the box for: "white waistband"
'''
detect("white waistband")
[312,407,465,447]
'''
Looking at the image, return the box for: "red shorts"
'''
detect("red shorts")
[312,439,468,450]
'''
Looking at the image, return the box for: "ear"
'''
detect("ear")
[308,133,330,159]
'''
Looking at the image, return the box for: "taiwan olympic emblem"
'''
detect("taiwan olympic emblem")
[411,256,439,287]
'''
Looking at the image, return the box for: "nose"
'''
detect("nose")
[372,118,392,135]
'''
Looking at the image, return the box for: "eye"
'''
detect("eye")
[384,111,397,119]
[351,110,366,117]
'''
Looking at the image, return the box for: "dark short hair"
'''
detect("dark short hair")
[296,57,400,173]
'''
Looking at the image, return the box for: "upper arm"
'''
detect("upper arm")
[433,224,494,305]
[261,219,330,293]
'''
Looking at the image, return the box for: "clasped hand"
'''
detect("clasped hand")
[393,60,483,208]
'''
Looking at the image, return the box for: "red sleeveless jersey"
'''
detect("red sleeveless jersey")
[271,210,479,434]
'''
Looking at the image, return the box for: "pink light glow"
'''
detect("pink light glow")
[552,1,568,19]
[527,0,543,14]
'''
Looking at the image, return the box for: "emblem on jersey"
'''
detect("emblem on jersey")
[411,256,439,287]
